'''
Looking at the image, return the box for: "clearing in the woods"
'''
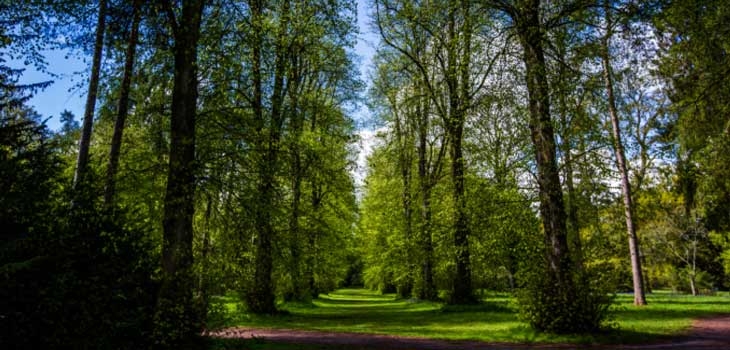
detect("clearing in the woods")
[207,288,730,349]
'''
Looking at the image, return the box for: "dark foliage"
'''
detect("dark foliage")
[0,112,59,241]
[0,115,158,349]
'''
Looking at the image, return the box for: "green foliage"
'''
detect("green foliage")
[0,112,158,348]
[516,266,615,334]
[0,110,60,240]
[153,282,201,348]
[1,197,158,349]
[7,0,730,344]
[466,179,541,292]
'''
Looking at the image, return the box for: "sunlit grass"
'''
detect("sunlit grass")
[212,288,730,346]
[614,291,730,337]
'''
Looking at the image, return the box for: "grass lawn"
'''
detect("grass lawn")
[207,288,730,349]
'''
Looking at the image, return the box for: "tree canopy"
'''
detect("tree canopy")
[1,0,729,346]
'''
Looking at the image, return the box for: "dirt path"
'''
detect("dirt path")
[209,315,730,349]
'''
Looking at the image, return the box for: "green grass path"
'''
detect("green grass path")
[213,288,730,346]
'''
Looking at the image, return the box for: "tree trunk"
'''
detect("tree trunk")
[515,0,573,285]
[307,183,324,298]
[288,166,302,300]
[155,0,205,346]
[450,120,473,304]
[104,0,141,207]
[393,104,414,298]
[73,0,107,193]
[555,33,583,268]
[688,273,697,296]
[417,89,438,301]
[447,0,474,304]
[287,57,305,301]
[601,4,647,305]
[249,0,289,314]
[303,108,320,299]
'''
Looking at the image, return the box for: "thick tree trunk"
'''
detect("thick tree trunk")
[447,0,474,304]
[450,121,473,304]
[601,6,647,305]
[73,0,107,192]
[155,0,205,346]
[516,0,573,285]
[249,0,289,314]
[248,0,271,314]
[104,0,141,207]
[251,174,277,313]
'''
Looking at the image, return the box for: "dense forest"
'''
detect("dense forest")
[2,0,729,348]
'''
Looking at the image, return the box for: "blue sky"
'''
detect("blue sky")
[12,51,87,129]
[13,0,378,131]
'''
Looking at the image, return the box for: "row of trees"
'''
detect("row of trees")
[2,0,730,346]
[358,0,730,332]
[2,0,361,348]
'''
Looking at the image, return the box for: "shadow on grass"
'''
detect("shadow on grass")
[214,288,729,348]
[440,301,514,313]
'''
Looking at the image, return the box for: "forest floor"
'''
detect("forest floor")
[207,289,730,349]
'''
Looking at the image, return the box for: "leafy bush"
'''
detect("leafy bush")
[517,264,615,334]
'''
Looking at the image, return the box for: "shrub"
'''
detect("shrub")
[1,207,159,349]
[517,264,615,334]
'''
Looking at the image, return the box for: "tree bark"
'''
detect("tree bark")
[515,0,573,285]
[155,0,205,346]
[104,0,142,207]
[601,3,647,305]
[446,0,474,304]
[73,0,107,192]
[248,0,289,314]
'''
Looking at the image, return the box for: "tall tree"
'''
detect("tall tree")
[599,0,646,305]
[444,0,475,304]
[655,0,730,271]
[247,0,290,314]
[486,0,615,333]
[73,0,107,191]
[375,0,482,304]
[415,80,446,300]
[154,0,205,346]
[501,0,573,286]
[104,0,143,206]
